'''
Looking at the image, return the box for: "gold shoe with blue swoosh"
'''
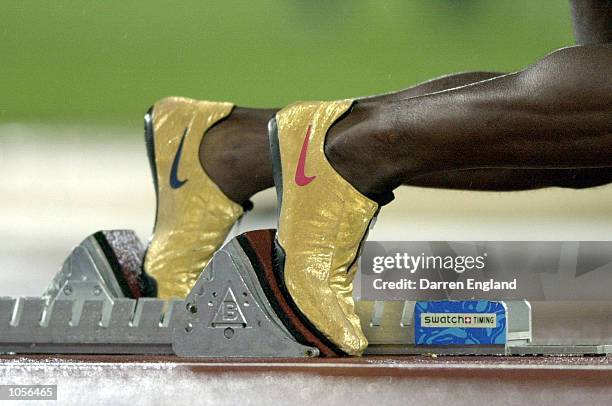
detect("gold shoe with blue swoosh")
[269,100,389,355]
[143,97,245,299]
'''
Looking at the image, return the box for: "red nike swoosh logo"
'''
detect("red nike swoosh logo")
[295,125,317,186]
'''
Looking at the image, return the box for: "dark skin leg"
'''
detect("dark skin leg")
[404,0,612,191]
[200,106,277,202]
[570,0,612,45]
[202,47,611,201]
[200,71,504,203]
[202,1,611,202]
[408,168,612,191]
[366,59,612,192]
[326,44,612,196]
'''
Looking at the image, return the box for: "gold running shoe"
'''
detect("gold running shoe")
[143,97,246,299]
[269,100,387,355]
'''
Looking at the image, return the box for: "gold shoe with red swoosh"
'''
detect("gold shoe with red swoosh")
[268,100,389,355]
[143,97,246,299]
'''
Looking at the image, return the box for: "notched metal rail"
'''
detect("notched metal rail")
[0,297,178,354]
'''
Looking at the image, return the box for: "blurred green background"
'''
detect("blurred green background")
[1,0,574,125]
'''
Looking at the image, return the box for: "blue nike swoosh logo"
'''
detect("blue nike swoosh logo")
[169,127,189,189]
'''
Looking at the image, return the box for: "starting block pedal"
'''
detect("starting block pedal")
[0,230,176,354]
[172,231,318,358]
[0,229,610,357]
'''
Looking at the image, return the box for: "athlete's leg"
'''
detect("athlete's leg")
[199,107,277,203]
[570,0,612,45]
[325,44,612,196]
[199,72,505,203]
[407,167,612,191]
[195,1,612,204]
[166,74,494,213]
[404,0,612,191]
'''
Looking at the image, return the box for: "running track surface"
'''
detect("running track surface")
[1,354,612,405]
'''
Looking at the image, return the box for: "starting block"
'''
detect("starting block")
[0,229,610,357]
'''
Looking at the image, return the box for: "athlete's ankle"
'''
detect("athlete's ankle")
[325,100,420,197]
[200,107,276,204]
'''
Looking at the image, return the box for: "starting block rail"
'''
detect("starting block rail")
[0,230,610,358]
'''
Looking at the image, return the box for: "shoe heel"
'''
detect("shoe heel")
[142,106,160,279]
[267,116,284,215]
[144,106,159,206]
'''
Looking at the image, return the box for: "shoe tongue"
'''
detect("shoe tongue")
[365,191,395,206]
